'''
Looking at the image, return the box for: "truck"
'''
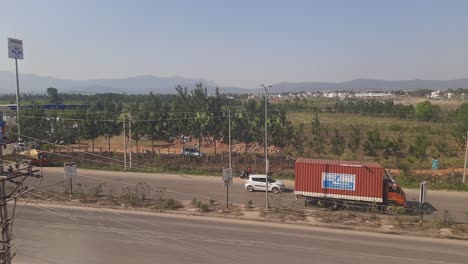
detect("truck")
[295,158,406,210]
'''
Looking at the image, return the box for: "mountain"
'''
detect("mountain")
[1,71,468,95]
[0,71,220,94]
[252,78,468,94]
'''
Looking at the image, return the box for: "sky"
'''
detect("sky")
[1,0,467,88]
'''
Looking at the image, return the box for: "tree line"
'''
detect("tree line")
[14,84,293,155]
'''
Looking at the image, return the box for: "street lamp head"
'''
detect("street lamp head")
[260,84,272,91]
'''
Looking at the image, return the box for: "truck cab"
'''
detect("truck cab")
[384,171,406,206]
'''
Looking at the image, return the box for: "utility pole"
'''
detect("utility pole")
[0,153,41,263]
[123,113,127,171]
[129,112,132,169]
[228,109,232,169]
[463,130,468,184]
[261,84,272,210]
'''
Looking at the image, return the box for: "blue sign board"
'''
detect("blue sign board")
[322,172,356,191]
[431,159,439,171]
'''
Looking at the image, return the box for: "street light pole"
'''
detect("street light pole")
[261,84,272,210]
[463,130,468,184]
[15,58,21,142]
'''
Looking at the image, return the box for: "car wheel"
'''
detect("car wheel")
[247,185,254,192]
[272,187,280,194]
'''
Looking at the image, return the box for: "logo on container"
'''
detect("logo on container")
[322,172,355,191]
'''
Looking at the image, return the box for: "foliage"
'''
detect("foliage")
[409,134,430,168]
[364,128,383,157]
[348,124,361,158]
[310,114,327,155]
[330,129,345,156]
[46,87,62,104]
[415,100,440,122]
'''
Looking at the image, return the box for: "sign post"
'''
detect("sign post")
[431,159,439,171]
[419,181,428,226]
[8,38,24,142]
[222,168,233,208]
[64,162,77,198]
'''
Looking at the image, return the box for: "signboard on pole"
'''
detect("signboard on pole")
[222,168,233,187]
[64,162,77,179]
[431,159,439,171]
[8,38,24,59]
[419,181,428,204]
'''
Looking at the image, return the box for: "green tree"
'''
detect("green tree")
[348,124,361,158]
[330,128,345,156]
[80,106,102,152]
[19,107,49,141]
[415,100,435,121]
[409,134,430,168]
[206,88,223,155]
[292,123,306,156]
[364,128,383,157]
[382,136,406,165]
[451,103,468,149]
[46,87,62,104]
[100,101,123,152]
[310,114,327,155]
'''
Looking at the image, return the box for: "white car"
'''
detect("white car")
[244,174,285,194]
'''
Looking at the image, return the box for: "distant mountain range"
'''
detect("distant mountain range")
[1,71,468,95]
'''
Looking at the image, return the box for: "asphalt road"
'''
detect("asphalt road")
[26,167,468,222]
[13,205,468,264]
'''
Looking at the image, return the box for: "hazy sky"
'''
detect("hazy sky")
[1,0,467,88]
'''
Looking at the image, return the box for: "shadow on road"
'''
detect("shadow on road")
[282,188,295,193]
[405,201,437,216]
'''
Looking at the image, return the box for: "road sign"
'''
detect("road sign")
[223,168,233,181]
[64,162,77,179]
[222,168,233,187]
[8,38,24,59]
[419,181,428,204]
[431,159,439,171]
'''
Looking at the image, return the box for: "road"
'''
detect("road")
[13,204,468,264]
[26,167,468,222]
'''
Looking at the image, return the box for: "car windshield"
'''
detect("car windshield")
[268,177,276,183]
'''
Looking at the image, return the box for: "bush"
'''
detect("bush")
[158,198,183,210]
[121,186,139,205]
[87,183,105,198]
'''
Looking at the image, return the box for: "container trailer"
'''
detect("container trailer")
[295,158,406,209]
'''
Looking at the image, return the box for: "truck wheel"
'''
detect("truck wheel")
[272,187,280,194]
[247,186,254,192]
[386,205,396,214]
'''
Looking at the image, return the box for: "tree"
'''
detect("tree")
[100,101,123,152]
[46,87,62,104]
[19,107,49,141]
[80,106,102,152]
[206,88,223,155]
[451,103,468,149]
[128,101,145,155]
[310,114,327,155]
[348,124,361,158]
[364,128,383,157]
[382,136,406,165]
[292,123,306,156]
[415,100,435,121]
[330,129,345,156]
[409,134,430,168]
